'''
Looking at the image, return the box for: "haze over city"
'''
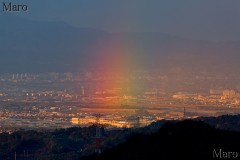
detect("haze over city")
[0,1,240,159]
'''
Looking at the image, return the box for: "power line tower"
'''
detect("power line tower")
[94,114,104,154]
[183,107,186,119]
[135,116,141,128]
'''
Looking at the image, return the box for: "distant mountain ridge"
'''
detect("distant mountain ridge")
[1,14,240,73]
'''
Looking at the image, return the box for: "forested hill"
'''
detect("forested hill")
[83,120,240,160]
[196,114,240,132]
[1,115,240,159]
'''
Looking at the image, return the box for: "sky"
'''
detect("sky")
[4,0,240,41]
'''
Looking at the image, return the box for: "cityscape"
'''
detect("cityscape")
[1,0,240,159]
[1,71,240,133]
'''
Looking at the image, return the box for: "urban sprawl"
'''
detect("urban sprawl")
[1,71,240,133]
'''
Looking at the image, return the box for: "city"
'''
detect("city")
[1,71,240,133]
[1,1,240,159]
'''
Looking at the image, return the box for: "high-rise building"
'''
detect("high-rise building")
[81,86,85,96]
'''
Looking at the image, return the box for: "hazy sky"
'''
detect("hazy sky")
[7,0,240,41]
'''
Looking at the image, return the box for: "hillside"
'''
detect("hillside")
[83,120,240,160]
[1,115,240,159]
[197,114,240,132]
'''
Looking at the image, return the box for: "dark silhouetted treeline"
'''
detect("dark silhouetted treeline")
[83,120,240,160]
[1,115,240,160]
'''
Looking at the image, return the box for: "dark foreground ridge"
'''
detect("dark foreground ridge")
[1,115,240,159]
[83,120,240,160]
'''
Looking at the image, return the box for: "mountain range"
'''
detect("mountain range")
[1,14,240,73]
